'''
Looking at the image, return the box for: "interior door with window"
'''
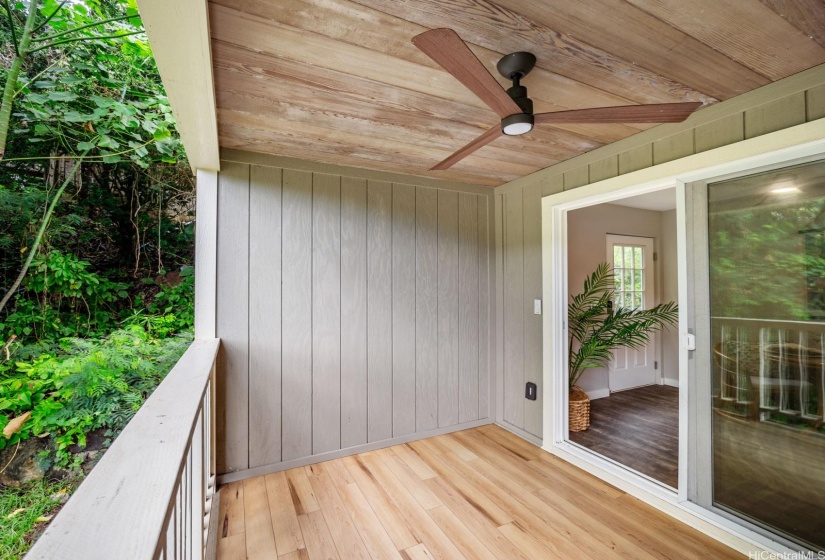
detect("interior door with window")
[606,235,657,392]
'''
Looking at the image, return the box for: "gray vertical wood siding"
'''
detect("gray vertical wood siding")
[216,161,493,474]
[495,72,825,441]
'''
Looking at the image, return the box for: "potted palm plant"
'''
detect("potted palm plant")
[568,262,678,431]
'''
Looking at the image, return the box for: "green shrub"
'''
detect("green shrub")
[0,326,192,466]
[126,266,194,338]
[0,251,128,340]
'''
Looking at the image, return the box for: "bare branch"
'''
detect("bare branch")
[32,0,68,34]
[1,0,19,55]
[28,30,144,54]
[32,13,137,42]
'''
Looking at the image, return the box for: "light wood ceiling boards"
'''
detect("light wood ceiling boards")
[208,0,825,186]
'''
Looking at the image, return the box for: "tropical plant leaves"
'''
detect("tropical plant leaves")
[568,263,678,389]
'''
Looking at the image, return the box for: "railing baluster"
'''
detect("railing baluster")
[192,407,204,559]
[183,461,188,560]
[167,499,177,560]
[713,318,824,425]
[817,333,825,422]
[179,477,185,560]
[187,444,194,559]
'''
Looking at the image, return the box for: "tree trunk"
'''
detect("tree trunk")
[0,157,83,315]
[0,4,40,161]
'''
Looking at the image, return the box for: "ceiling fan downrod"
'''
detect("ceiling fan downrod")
[497,51,536,135]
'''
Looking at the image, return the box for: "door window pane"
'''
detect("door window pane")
[708,160,825,550]
[612,243,646,310]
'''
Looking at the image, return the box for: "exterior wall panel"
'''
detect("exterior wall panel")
[215,158,494,476]
[495,67,825,439]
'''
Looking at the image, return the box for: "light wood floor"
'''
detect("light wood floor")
[216,425,742,559]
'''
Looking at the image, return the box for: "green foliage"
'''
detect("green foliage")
[0,186,46,282]
[0,326,192,466]
[0,2,195,553]
[125,266,194,337]
[6,0,184,167]
[0,251,128,339]
[0,476,79,560]
[709,198,825,320]
[568,263,678,389]
[0,0,195,319]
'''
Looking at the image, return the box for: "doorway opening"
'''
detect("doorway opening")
[565,188,680,489]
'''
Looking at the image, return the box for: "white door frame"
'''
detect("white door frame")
[540,120,825,557]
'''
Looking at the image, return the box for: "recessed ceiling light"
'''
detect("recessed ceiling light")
[771,186,800,194]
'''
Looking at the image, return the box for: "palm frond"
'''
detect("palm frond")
[568,263,677,389]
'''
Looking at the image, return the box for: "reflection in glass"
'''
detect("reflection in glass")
[708,160,825,550]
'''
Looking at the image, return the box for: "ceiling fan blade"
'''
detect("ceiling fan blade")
[535,102,703,124]
[431,124,503,170]
[413,28,521,119]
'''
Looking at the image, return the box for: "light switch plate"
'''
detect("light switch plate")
[533,299,542,315]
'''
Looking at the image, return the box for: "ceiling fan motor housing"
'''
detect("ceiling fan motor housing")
[498,51,536,116]
[506,83,533,114]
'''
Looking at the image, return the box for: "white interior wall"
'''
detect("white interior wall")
[567,203,678,397]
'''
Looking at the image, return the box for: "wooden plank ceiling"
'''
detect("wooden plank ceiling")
[208,0,825,186]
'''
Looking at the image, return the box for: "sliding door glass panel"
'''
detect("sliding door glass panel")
[708,160,825,550]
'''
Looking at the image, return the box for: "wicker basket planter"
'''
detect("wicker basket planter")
[569,385,591,432]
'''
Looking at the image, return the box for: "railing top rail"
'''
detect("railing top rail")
[25,338,220,560]
[712,316,825,331]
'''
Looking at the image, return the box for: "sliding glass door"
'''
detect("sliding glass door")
[688,159,825,551]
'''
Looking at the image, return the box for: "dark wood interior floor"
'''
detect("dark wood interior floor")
[569,385,679,488]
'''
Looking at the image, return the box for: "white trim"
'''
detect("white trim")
[542,121,825,556]
[662,377,680,388]
[675,179,689,502]
[136,0,220,171]
[584,388,610,400]
[194,169,218,340]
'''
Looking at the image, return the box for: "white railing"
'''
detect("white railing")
[26,338,220,560]
[712,317,825,424]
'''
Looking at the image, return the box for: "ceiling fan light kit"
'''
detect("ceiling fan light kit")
[501,113,534,136]
[411,28,704,170]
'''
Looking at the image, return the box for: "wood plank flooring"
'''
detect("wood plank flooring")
[569,385,679,488]
[216,425,741,559]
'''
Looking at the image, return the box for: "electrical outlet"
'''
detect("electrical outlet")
[525,382,537,401]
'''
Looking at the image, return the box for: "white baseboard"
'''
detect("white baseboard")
[662,378,679,388]
[585,388,610,400]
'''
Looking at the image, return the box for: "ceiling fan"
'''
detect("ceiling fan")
[411,28,704,170]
